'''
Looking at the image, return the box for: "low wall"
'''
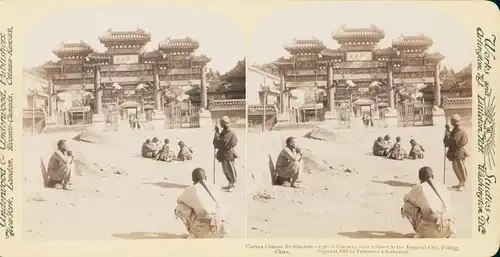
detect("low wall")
[248,114,277,132]
[444,108,472,128]
[210,109,246,128]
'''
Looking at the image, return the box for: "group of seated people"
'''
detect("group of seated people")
[141,137,194,162]
[372,135,425,160]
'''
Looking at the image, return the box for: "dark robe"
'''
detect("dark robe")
[213,128,238,184]
[372,140,388,156]
[444,126,469,161]
[141,142,155,158]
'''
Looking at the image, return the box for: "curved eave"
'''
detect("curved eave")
[158,38,200,53]
[392,36,433,50]
[331,27,385,43]
[424,53,445,62]
[273,58,294,67]
[190,55,211,64]
[98,30,152,47]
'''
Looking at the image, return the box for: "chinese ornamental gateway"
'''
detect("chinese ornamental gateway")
[41,29,211,124]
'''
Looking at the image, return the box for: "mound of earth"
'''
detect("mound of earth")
[308,125,337,142]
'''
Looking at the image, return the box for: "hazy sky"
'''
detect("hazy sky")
[23,4,244,74]
[249,2,472,71]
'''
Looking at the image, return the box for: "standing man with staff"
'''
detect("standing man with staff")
[213,116,238,192]
[443,114,469,191]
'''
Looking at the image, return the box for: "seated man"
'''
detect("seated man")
[141,139,156,158]
[274,137,303,188]
[157,139,175,162]
[174,168,228,238]
[387,136,406,160]
[401,166,456,238]
[383,135,393,149]
[409,139,425,159]
[372,137,389,156]
[47,139,74,190]
[177,141,194,161]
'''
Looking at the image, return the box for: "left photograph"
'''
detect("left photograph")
[22,4,246,240]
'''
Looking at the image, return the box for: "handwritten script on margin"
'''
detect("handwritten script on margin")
[0,25,15,239]
[475,27,497,235]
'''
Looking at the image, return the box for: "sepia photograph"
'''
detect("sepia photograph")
[246,3,473,239]
[21,4,246,240]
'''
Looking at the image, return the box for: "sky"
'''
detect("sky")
[23,4,244,74]
[248,2,473,71]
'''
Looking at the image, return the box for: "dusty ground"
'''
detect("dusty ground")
[23,128,246,240]
[246,125,472,238]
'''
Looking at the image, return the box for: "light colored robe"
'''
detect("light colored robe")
[275,147,302,179]
[47,150,74,182]
[175,183,228,238]
[401,180,456,238]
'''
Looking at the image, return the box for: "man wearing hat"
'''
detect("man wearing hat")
[213,116,238,191]
[443,114,469,190]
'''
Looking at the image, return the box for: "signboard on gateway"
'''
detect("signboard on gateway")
[113,54,139,65]
[346,51,373,62]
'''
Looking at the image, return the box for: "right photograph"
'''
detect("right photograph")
[246,2,472,238]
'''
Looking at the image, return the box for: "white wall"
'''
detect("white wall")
[246,67,280,105]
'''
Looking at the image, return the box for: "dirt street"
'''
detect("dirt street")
[246,126,472,238]
[23,128,246,240]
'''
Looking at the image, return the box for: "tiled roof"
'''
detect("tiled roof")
[141,50,163,59]
[322,48,343,58]
[273,57,294,66]
[247,104,278,114]
[442,97,472,107]
[208,99,246,110]
[223,59,245,78]
[425,52,445,61]
[159,37,200,52]
[284,38,326,53]
[392,35,433,48]
[190,55,211,64]
[98,29,151,45]
[88,52,111,61]
[52,41,93,57]
[332,25,385,42]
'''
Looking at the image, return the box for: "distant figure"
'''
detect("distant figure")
[177,141,194,161]
[387,136,406,160]
[274,137,303,188]
[372,137,389,157]
[401,166,456,238]
[443,114,469,190]
[152,137,162,155]
[141,139,155,158]
[409,139,425,159]
[384,135,393,149]
[47,139,74,190]
[157,139,174,162]
[362,115,368,127]
[174,168,228,238]
[369,115,374,127]
[213,116,238,192]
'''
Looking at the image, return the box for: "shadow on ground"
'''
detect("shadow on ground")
[143,182,189,189]
[112,232,189,239]
[338,230,414,238]
[372,180,416,188]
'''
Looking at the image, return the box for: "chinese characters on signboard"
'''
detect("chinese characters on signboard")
[113,55,139,65]
[346,51,373,62]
